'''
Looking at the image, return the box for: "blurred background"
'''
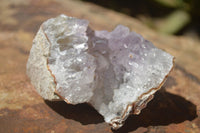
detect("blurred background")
[82,0,200,40]
[0,0,200,132]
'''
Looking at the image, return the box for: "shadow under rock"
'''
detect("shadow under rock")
[45,100,104,125]
[44,75,197,132]
[45,88,197,132]
[114,89,197,133]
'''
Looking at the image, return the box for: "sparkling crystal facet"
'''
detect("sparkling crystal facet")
[27,14,174,129]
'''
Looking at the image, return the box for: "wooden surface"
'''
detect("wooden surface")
[0,0,200,132]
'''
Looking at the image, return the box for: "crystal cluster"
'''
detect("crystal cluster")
[27,14,174,129]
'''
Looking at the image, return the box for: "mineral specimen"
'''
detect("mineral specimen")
[26,14,174,129]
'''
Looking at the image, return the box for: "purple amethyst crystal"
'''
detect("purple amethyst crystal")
[27,14,174,129]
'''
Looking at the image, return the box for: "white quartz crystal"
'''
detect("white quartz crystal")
[27,14,174,129]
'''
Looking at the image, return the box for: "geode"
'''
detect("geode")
[26,14,174,129]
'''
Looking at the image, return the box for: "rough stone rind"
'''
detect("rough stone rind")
[26,27,59,100]
[27,14,174,130]
[109,61,174,129]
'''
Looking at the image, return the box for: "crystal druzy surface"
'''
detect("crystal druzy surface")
[27,14,174,129]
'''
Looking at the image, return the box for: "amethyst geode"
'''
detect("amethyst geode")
[27,14,174,129]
